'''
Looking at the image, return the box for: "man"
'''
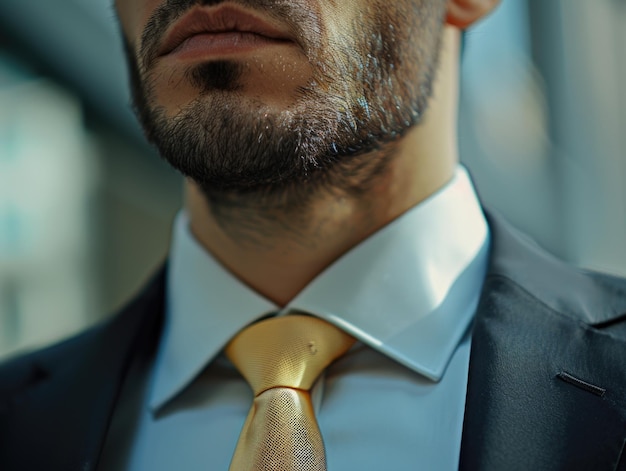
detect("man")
[1,0,626,469]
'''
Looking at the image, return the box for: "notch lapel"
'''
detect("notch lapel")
[459,277,626,470]
[459,214,626,470]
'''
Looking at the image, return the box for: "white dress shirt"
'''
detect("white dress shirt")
[121,165,490,470]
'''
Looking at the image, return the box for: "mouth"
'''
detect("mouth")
[157,4,294,59]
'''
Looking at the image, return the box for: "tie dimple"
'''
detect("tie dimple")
[225,315,355,471]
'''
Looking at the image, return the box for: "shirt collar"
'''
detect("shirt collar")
[150,166,490,410]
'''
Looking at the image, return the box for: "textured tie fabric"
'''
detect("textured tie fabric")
[225,315,356,471]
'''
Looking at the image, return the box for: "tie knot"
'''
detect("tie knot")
[225,315,355,395]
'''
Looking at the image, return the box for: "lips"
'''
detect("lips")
[158,5,293,57]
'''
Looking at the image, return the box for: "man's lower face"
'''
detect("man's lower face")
[118,0,447,198]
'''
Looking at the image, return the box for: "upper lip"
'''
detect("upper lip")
[158,5,293,56]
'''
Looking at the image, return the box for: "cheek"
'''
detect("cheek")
[319,3,360,47]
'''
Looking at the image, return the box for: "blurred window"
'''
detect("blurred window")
[0,54,98,358]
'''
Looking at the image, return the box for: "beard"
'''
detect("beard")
[125,0,447,212]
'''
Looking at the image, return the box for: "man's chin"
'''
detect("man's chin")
[148,52,316,115]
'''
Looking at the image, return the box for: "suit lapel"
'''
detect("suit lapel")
[0,268,165,471]
[459,215,626,470]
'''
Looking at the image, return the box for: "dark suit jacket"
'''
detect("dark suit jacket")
[1,213,626,470]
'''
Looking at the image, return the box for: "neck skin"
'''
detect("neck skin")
[187,26,461,307]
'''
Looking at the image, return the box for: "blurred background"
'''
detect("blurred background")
[0,0,625,360]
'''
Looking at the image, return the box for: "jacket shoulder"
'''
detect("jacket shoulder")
[486,211,626,333]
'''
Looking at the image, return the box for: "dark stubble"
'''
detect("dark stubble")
[124,0,447,225]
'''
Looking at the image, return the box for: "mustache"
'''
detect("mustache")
[138,0,320,72]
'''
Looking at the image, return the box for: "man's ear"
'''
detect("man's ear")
[446,0,501,30]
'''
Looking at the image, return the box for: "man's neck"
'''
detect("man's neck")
[186,27,460,307]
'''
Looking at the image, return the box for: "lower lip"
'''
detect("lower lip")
[165,32,291,60]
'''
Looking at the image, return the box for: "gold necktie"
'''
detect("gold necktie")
[225,315,355,471]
